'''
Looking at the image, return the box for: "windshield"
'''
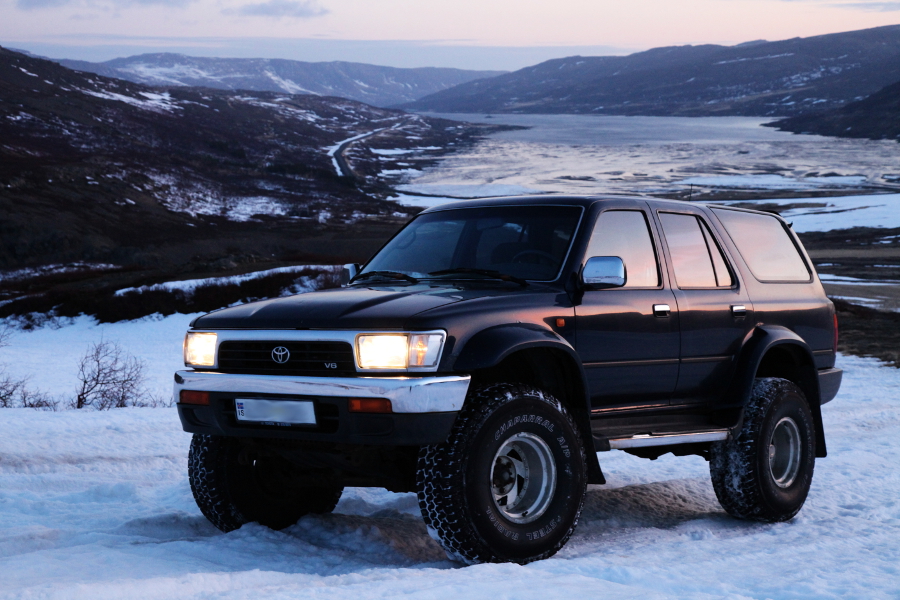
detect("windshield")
[360,205,583,282]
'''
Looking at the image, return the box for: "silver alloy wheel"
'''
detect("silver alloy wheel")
[490,432,557,524]
[768,416,802,488]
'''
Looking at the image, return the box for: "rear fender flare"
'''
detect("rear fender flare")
[728,325,826,457]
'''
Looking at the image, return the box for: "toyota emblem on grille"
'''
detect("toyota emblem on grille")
[271,346,290,364]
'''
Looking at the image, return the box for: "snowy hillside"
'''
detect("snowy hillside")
[57,54,504,108]
[0,353,897,599]
[403,24,900,117]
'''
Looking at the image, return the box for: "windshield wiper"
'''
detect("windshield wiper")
[351,270,419,284]
[428,268,528,287]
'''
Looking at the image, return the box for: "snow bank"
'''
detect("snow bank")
[0,354,898,598]
[113,265,329,297]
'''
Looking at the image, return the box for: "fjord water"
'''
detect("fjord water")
[397,113,900,203]
[427,113,818,145]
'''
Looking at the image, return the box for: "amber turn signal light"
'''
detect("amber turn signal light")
[348,398,392,413]
[180,390,210,405]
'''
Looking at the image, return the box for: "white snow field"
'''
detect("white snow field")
[1,353,898,599]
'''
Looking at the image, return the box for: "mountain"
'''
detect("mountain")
[765,79,900,142]
[0,46,490,278]
[56,54,504,108]
[402,25,900,117]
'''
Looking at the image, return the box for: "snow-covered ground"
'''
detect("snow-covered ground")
[714,194,900,233]
[0,313,198,402]
[0,353,897,599]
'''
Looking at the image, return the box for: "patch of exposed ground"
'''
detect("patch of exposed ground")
[833,299,900,367]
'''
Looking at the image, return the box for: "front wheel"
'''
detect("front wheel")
[188,434,343,532]
[417,383,586,564]
[709,378,816,522]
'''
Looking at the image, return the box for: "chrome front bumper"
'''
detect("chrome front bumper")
[174,370,471,414]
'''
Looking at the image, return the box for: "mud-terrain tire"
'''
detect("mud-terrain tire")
[417,383,587,564]
[188,434,343,532]
[710,378,816,522]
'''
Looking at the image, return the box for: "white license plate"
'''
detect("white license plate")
[235,398,317,425]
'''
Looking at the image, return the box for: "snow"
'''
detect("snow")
[0,262,120,283]
[396,183,544,198]
[0,312,196,401]
[680,174,869,190]
[114,265,329,297]
[79,89,181,113]
[0,353,898,598]
[371,147,441,156]
[714,193,900,232]
[324,127,393,176]
[818,273,900,286]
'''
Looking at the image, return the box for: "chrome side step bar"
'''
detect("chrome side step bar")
[607,430,730,450]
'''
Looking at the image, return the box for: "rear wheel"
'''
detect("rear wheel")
[709,378,816,522]
[189,434,343,532]
[417,383,586,564]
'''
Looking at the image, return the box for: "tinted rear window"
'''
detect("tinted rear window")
[712,208,810,282]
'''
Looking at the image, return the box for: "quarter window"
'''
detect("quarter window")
[585,210,659,288]
[712,208,810,282]
[660,213,733,288]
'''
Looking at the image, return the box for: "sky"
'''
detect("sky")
[2,0,899,70]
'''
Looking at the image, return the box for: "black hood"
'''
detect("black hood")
[191,284,504,329]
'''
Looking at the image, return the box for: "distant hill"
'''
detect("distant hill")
[56,54,504,108]
[765,79,900,142]
[0,46,486,276]
[402,25,900,117]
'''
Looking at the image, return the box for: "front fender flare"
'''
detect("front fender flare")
[449,324,604,484]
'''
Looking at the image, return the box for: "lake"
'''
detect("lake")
[391,114,900,206]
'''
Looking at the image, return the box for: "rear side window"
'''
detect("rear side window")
[712,209,810,282]
[659,213,733,288]
[585,210,660,287]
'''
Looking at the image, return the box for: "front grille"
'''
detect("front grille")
[217,341,356,377]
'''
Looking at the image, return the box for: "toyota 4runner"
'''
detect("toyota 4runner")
[175,195,842,564]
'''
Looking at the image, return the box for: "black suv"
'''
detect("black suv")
[175,195,842,564]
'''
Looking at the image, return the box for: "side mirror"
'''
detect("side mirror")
[580,256,626,289]
[341,263,360,286]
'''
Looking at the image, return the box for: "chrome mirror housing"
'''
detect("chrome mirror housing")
[580,256,626,289]
[341,263,360,286]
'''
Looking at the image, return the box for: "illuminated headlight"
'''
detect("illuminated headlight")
[184,332,217,367]
[356,332,445,370]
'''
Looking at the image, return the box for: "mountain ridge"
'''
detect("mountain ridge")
[56,53,505,108]
[401,25,900,117]
[766,78,900,142]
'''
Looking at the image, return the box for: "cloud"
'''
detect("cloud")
[16,0,193,9]
[761,0,900,9]
[829,1,900,9]
[229,0,328,18]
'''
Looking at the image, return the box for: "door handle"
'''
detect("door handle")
[653,304,671,317]
[731,305,747,316]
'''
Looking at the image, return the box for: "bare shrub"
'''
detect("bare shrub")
[0,373,58,410]
[315,265,343,290]
[19,387,59,411]
[73,340,149,409]
[0,372,26,408]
